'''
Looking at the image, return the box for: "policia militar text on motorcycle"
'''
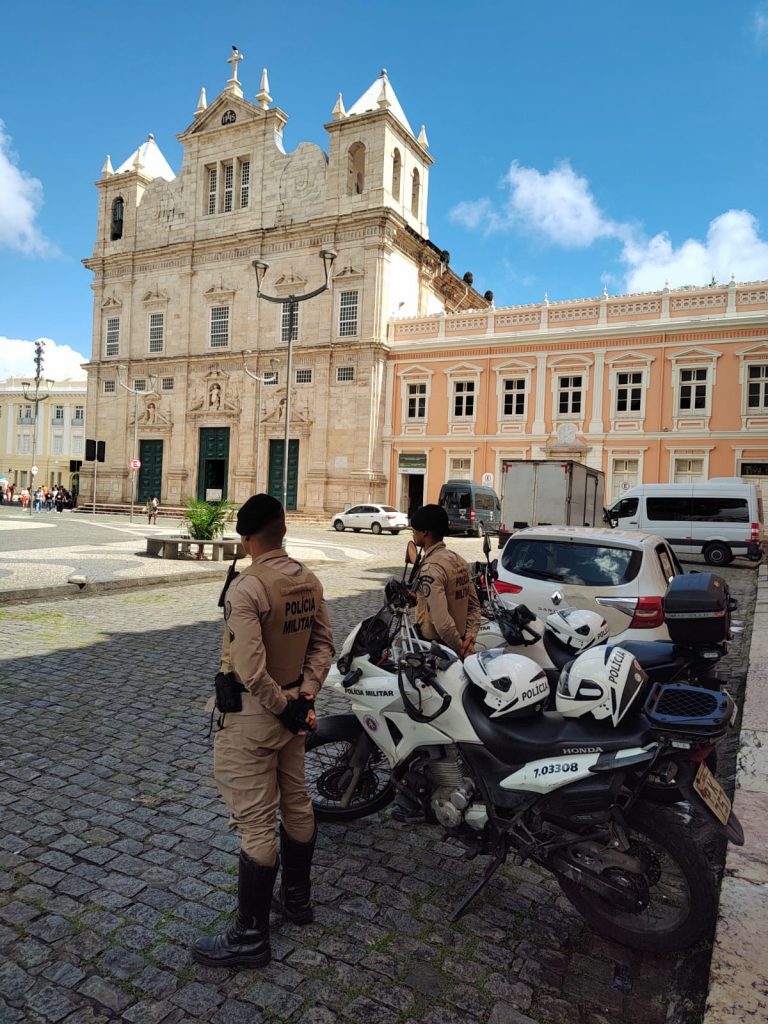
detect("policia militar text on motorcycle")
[192,494,335,969]
[411,503,482,659]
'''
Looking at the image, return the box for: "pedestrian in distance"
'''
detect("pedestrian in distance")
[192,493,335,970]
[145,495,159,525]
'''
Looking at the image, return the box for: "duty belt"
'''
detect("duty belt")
[232,675,303,693]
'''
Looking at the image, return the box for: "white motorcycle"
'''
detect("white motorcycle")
[306,544,744,952]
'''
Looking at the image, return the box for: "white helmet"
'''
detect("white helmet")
[546,607,609,654]
[465,649,549,719]
[556,645,648,726]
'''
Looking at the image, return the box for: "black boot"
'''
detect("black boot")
[192,851,278,968]
[272,825,316,925]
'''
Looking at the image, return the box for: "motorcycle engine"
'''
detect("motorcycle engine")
[428,750,476,829]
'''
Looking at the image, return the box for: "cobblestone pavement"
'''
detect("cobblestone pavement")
[0,558,757,1024]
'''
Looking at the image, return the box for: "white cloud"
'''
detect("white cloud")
[451,157,768,292]
[621,211,768,291]
[0,121,56,256]
[450,160,622,248]
[0,338,88,381]
[753,4,768,46]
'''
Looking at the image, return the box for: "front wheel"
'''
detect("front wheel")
[390,530,401,535]
[333,520,345,532]
[557,802,716,952]
[371,522,382,535]
[704,542,733,566]
[305,715,394,821]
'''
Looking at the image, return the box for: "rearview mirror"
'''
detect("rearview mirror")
[405,540,419,566]
[482,531,491,558]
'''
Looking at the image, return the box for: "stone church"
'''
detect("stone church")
[81,51,488,510]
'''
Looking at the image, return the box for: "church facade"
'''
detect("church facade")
[81,53,488,511]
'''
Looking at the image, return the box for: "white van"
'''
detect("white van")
[607,479,764,567]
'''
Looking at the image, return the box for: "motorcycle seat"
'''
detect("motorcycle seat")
[620,640,677,670]
[462,683,654,763]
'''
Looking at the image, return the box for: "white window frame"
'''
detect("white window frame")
[447,454,473,480]
[72,436,84,456]
[281,302,299,342]
[223,162,234,213]
[161,377,174,391]
[74,405,84,422]
[105,316,120,357]
[338,290,359,338]
[669,349,718,424]
[148,312,165,354]
[501,378,527,418]
[263,371,279,386]
[239,159,250,209]
[677,367,709,414]
[53,405,64,422]
[336,366,355,383]
[207,166,218,215]
[556,373,584,417]
[399,364,434,434]
[209,306,230,349]
[746,363,768,413]
[609,456,641,503]
[52,434,64,455]
[103,380,116,394]
[406,381,427,420]
[672,456,707,483]
[615,370,643,416]
[133,378,147,392]
[295,368,312,385]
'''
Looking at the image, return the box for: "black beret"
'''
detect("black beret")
[411,503,449,535]
[236,493,283,536]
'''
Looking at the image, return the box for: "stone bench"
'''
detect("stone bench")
[145,535,244,561]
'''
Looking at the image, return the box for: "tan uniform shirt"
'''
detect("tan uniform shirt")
[414,541,482,654]
[221,549,334,715]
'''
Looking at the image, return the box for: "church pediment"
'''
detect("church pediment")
[142,288,170,306]
[178,92,267,140]
[101,293,123,311]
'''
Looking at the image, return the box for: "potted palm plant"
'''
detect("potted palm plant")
[183,498,237,557]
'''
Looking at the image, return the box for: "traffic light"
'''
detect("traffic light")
[84,440,106,463]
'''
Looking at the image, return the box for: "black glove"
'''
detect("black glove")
[275,694,315,734]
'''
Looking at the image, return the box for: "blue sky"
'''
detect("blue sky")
[2,0,768,378]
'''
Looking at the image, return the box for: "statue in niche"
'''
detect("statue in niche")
[209,383,222,410]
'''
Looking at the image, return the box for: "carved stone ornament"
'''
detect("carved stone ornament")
[101,293,123,310]
[333,262,364,280]
[133,397,171,427]
[188,363,241,417]
[204,281,236,304]
[142,287,170,307]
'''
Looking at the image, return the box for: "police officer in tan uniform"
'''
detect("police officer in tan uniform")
[411,504,481,659]
[192,494,334,969]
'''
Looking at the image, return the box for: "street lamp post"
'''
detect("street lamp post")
[242,353,280,492]
[22,340,54,515]
[116,367,158,523]
[252,248,336,510]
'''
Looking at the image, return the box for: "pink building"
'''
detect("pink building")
[384,279,768,517]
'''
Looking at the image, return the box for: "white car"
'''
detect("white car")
[331,504,409,535]
[495,526,684,644]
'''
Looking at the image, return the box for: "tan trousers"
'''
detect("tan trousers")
[213,700,315,865]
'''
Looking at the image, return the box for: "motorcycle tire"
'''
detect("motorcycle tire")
[642,749,718,804]
[556,801,716,953]
[305,715,395,821]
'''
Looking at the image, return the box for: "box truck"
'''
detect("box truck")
[498,460,606,546]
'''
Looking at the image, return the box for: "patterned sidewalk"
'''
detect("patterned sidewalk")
[0,561,757,1024]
